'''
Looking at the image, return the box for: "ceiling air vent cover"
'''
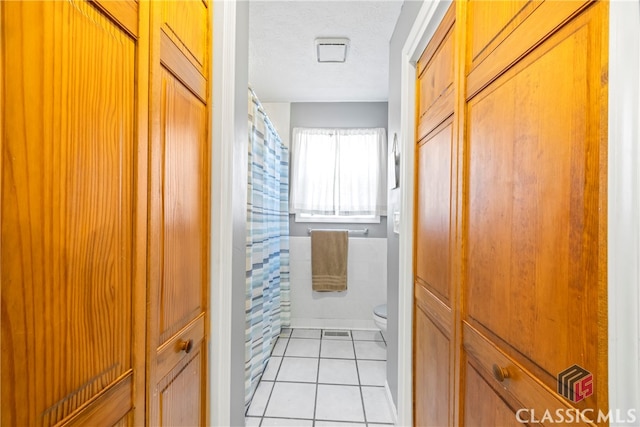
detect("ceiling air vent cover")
[315,38,350,63]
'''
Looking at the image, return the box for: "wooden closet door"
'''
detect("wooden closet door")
[1,1,146,425]
[148,1,211,425]
[462,1,608,422]
[414,1,608,425]
[413,5,457,426]
[414,119,455,427]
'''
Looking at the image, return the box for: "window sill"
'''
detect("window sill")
[294,214,381,224]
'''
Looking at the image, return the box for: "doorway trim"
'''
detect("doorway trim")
[608,0,640,416]
[210,1,237,425]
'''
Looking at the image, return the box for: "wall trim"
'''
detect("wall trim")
[608,0,640,417]
[384,380,399,425]
[397,1,451,426]
[209,1,236,425]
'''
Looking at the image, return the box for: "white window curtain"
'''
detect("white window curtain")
[290,127,387,216]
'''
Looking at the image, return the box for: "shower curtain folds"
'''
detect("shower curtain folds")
[245,88,290,409]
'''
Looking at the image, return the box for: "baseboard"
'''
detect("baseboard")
[384,380,399,425]
[290,318,377,330]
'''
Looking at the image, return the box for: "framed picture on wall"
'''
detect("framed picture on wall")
[391,133,400,189]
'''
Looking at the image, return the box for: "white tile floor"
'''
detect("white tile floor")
[246,328,394,427]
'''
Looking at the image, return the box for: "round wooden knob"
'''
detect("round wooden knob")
[492,364,510,382]
[179,339,193,354]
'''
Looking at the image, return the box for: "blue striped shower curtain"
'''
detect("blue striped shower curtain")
[245,89,290,408]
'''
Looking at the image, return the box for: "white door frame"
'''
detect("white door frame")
[209,1,237,425]
[607,0,640,418]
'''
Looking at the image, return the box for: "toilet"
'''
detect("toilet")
[373,304,387,335]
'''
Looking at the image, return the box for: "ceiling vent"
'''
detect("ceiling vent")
[315,38,350,63]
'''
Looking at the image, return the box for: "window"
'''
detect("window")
[290,127,387,222]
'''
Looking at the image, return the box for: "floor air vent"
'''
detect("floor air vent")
[322,330,351,338]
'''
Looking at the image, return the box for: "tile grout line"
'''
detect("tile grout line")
[312,328,322,427]
[248,329,390,426]
[256,332,291,424]
[352,332,369,425]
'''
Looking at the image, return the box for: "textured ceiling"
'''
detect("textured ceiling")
[249,1,403,102]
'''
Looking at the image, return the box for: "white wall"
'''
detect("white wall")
[289,237,387,329]
[290,101,388,129]
[386,0,426,407]
[261,102,291,148]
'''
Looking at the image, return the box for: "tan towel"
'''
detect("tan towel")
[311,230,348,292]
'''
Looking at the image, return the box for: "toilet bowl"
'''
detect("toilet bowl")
[373,304,387,333]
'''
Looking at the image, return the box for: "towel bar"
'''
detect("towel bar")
[307,228,369,236]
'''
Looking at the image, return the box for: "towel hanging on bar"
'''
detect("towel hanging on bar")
[311,230,348,292]
[307,227,368,236]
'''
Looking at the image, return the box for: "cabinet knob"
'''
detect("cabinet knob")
[179,339,193,354]
[492,364,510,382]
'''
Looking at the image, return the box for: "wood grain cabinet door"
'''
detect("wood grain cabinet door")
[414,120,456,427]
[1,1,145,425]
[147,1,211,425]
[413,5,457,426]
[413,1,608,425]
[464,0,608,419]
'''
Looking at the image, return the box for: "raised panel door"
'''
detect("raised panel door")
[162,0,208,74]
[148,2,210,424]
[414,300,452,427]
[462,323,592,426]
[1,0,141,425]
[466,0,535,68]
[418,29,454,114]
[413,6,459,426]
[465,0,591,98]
[158,67,207,344]
[464,361,524,427]
[149,62,208,427]
[417,5,456,140]
[465,2,607,411]
[156,343,204,426]
[113,412,134,427]
[415,120,454,305]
